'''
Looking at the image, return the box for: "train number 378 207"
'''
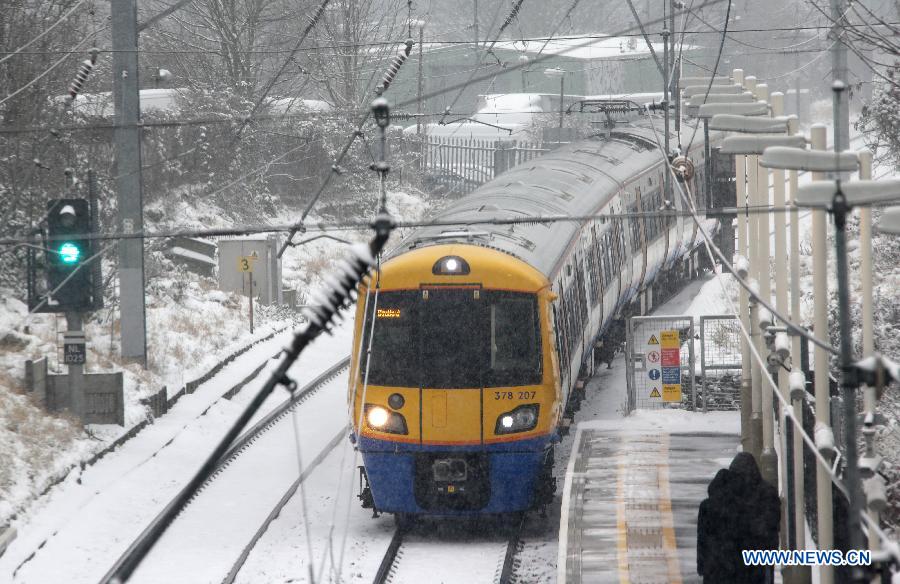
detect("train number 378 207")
[494,391,536,400]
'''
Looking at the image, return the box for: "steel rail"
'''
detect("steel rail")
[220,427,347,584]
[372,526,406,584]
[498,516,525,584]
[103,356,351,580]
[372,517,524,584]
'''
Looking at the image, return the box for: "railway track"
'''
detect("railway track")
[373,515,524,584]
[118,356,352,584]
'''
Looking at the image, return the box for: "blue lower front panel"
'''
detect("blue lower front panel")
[359,437,551,515]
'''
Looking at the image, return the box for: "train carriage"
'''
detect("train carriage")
[349,122,721,516]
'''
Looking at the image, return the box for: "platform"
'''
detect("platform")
[558,423,740,583]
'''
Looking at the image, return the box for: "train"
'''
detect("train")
[347,119,724,518]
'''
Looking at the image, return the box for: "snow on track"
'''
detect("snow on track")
[2,319,354,584]
[129,370,350,584]
[232,438,396,584]
[385,530,510,584]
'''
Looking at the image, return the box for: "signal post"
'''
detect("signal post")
[29,197,123,426]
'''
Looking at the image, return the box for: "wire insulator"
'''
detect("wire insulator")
[68,59,94,100]
[499,0,526,33]
[375,51,408,96]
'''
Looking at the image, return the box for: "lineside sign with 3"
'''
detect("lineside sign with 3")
[238,255,257,272]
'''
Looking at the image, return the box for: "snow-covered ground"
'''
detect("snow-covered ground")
[0,186,433,535]
[0,239,789,584]
[0,314,355,583]
[0,288,287,528]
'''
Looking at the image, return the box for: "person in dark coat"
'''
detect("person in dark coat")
[697,452,781,584]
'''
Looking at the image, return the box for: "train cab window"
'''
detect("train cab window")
[487,295,542,386]
[361,288,543,389]
[421,289,486,389]
[361,291,420,387]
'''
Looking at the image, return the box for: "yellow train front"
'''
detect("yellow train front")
[349,244,561,515]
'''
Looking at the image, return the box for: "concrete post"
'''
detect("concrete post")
[788,116,803,381]
[740,72,762,460]
[810,124,834,584]
[858,149,875,380]
[736,154,753,454]
[770,92,792,542]
[830,0,851,158]
[755,84,778,485]
[747,152,763,462]
[749,290,763,461]
[857,150,881,565]
[112,0,147,367]
[65,312,85,421]
[787,115,807,557]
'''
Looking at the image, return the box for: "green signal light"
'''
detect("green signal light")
[59,242,81,264]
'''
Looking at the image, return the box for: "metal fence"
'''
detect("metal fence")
[398,135,551,196]
[626,315,695,412]
[699,315,743,412]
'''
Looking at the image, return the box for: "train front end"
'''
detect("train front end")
[349,244,560,516]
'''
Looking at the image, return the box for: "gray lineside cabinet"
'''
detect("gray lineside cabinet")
[217,235,282,305]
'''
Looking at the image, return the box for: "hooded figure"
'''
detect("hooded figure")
[697,452,780,584]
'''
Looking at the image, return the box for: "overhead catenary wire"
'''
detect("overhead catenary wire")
[0,0,89,65]
[434,0,508,125]
[0,33,102,108]
[684,0,731,155]
[5,1,728,266]
[642,112,900,567]
[234,0,331,137]
[4,21,899,58]
[637,100,837,356]
[4,201,892,251]
[680,170,900,568]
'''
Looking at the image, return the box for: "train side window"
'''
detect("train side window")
[558,289,571,368]
[574,256,588,331]
[649,191,661,240]
[602,233,612,286]
[627,202,640,248]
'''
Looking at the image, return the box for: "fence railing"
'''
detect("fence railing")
[397,135,552,195]
[699,315,743,412]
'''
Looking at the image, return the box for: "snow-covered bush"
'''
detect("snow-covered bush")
[858,63,900,171]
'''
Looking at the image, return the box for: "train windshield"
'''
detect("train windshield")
[360,290,542,388]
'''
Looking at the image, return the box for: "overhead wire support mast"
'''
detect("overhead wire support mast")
[98,99,397,584]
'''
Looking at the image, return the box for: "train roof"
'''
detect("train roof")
[394,121,704,278]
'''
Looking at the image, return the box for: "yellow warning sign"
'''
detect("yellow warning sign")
[663,384,682,402]
[649,387,661,398]
[648,334,659,345]
[660,330,679,348]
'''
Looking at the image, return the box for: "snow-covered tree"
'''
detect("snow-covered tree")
[858,63,900,170]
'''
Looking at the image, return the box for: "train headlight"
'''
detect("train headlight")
[432,255,470,275]
[364,404,409,434]
[367,406,390,428]
[495,404,540,435]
